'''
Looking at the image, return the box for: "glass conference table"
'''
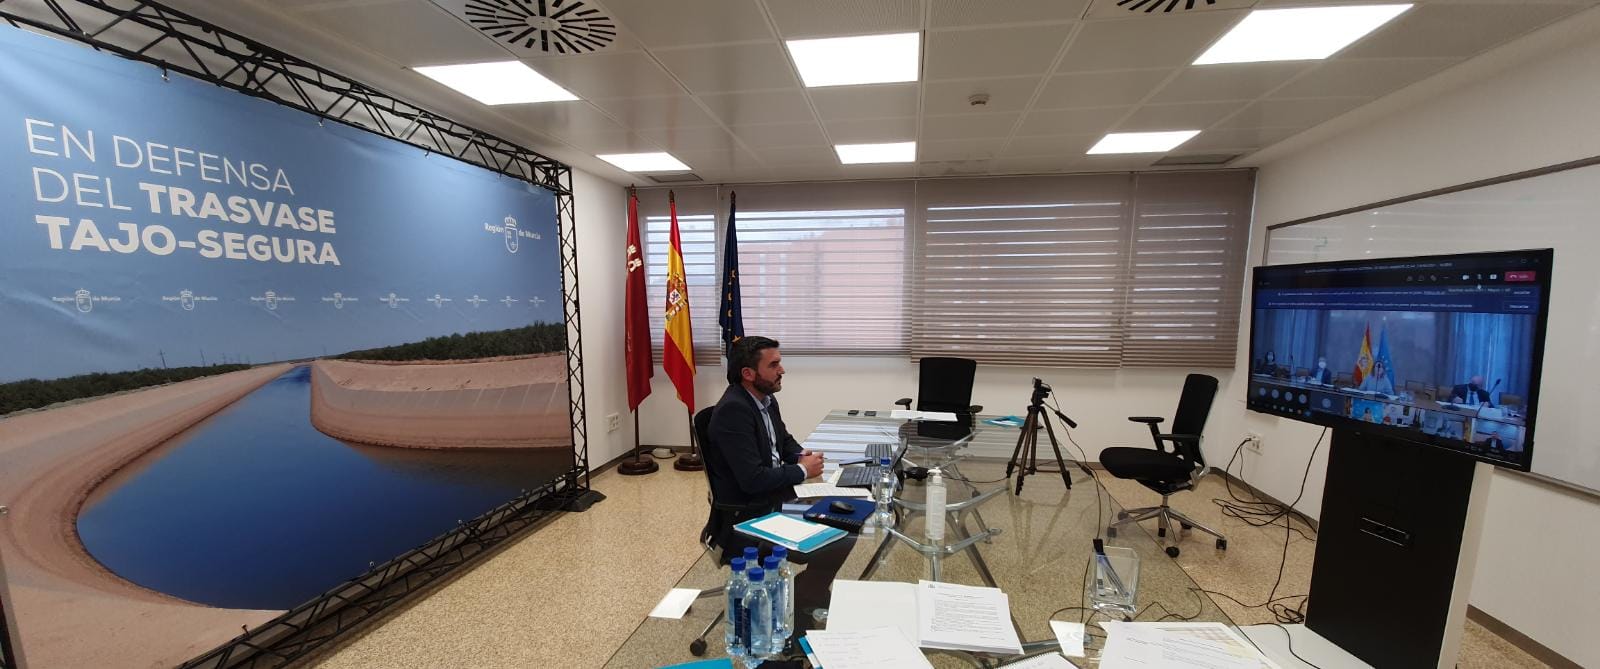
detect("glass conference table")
[604,411,1239,668]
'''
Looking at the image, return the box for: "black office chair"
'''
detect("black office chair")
[1100,373,1224,558]
[895,357,983,415]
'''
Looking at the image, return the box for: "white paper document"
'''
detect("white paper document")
[826,580,921,644]
[1050,620,1087,657]
[647,588,700,619]
[805,627,934,669]
[1100,622,1278,669]
[750,513,826,543]
[793,482,873,499]
[889,409,959,422]
[917,580,1025,655]
[999,653,1076,669]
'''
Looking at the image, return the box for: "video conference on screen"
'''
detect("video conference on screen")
[1247,252,1548,468]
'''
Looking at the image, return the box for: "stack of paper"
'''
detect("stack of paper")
[890,409,959,422]
[804,627,934,669]
[825,580,1024,656]
[1099,622,1279,669]
[733,512,847,552]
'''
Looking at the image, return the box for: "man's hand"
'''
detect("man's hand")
[798,450,824,479]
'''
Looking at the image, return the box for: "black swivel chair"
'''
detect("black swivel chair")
[1100,373,1224,558]
[895,357,983,415]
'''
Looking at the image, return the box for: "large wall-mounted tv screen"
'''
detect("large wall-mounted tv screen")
[1248,249,1552,470]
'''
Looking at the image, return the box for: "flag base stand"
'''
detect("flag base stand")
[674,453,705,471]
[618,412,659,476]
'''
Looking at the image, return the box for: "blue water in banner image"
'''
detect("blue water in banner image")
[76,366,571,610]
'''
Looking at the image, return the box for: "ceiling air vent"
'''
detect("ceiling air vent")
[1118,0,1216,12]
[647,173,702,184]
[445,0,617,55]
[1086,0,1253,17]
[1153,153,1241,166]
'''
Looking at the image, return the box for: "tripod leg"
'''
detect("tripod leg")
[1006,411,1032,478]
[1040,414,1073,489]
[1015,427,1031,495]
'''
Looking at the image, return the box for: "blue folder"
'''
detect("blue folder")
[733,512,848,553]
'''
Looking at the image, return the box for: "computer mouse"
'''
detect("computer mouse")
[829,500,855,514]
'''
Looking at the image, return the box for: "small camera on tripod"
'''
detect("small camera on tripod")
[1031,377,1051,405]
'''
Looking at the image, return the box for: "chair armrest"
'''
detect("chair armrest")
[895,398,912,408]
[1157,433,1201,443]
[1128,416,1164,424]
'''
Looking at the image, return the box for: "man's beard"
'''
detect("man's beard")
[753,375,782,395]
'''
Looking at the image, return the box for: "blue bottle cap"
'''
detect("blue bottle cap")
[743,547,760,561]
[748,567,765,582]
[764,555,780,570]
[880,457,892,466]
[731,557,747,573]
[771,545,787,559]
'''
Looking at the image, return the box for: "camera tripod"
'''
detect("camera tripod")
[1006,378,1079,495]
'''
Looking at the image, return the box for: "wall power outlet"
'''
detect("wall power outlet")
[606,413,620,432]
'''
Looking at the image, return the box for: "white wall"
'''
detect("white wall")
[570,169,631,467]
[1234,10,1600,666]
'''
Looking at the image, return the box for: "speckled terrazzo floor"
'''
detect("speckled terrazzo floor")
[297,460,1547,669]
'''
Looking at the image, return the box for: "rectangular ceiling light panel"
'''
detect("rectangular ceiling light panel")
[1087,131,1200,154]
[597,152,692,172]
[414,61,578,105]
[835,141,917,164]
[1194,5,1412,65]
[786,32,920,87]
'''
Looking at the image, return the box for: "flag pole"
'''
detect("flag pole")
[675,411,705,471]
[619,185,658,475]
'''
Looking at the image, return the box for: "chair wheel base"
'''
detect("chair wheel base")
[1165,546,1181,558]
[689,638,707,656]
[1116,510,1129,520]
[1157,527,1166,538]
[1216,538,1228,551]
[1180,522,1192,530]
[1106,527,1117,538]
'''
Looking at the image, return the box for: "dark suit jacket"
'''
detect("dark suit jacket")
[1312,367,1334,384]
[703,383,805,553]
[1452,383,1492,405]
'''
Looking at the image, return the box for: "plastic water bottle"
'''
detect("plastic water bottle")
[925,468,947,546]
[724,557,749,659]
[873,457,896,530]
[746,568,774,660]
[743,546,760,569]
[771,545,795,642]
[762,555,789,653]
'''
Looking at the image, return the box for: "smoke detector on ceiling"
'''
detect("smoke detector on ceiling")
[441,0,617,55]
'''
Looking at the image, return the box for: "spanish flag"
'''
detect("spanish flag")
[663,191,696,412]
[1352,324,1374,386]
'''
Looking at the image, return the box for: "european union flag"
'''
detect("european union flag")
[719,191,744,351]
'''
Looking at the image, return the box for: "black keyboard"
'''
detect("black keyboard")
[864,442,893,461]
[837,465,882,488]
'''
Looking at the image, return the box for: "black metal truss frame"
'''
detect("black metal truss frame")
[0,1,594,666]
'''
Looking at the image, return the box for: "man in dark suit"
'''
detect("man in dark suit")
[703,336,824,556]
[1451,375,1493,406]
[1311,355,1335,385]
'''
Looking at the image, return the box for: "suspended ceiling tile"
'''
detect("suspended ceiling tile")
[918,138,1006,162]
[764,0,921,38]
[671,148,767,172]
[599,0,773,48]
[1001,134,1097,158]
[1056,10,1244,72]
[1147,62,1310,104]
[636,124,745,153]
[919,159,996,177]
[752,145,841,166]
[586,95,724,129]
[823,117,919,143]
[1179,126,1301,152]
[921,112,1022,140]
[729,122,829,149]
[1338,2,1583,60]
[652,42,800,94]
[809,83,921,121]
[530,51,685,98]
[989,155,1077,174]
[698,89,818,125]
[929,0,1091,28]
[922,76,1043,115]
[1270,58,1460,100]
[1034,69,1174,109]
[558,131,664,155]
[1075,153,1162,171]
[496,101,629,137]
[300,1,508,65]
[838,163,919,179]
[925,24,1075,80]
[1117,100,1245,131]
[1016,106,1128,136]
[1213,96,1371,130]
